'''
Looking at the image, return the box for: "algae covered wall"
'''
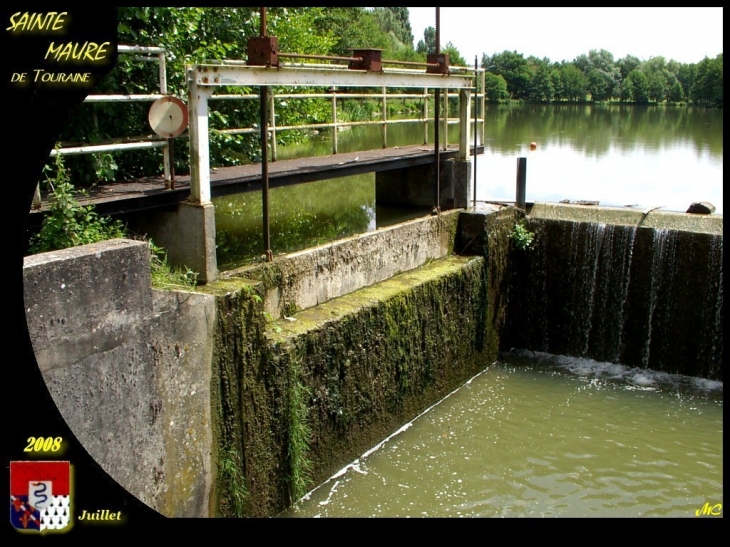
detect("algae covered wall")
[503,218,723,380]
[207,254,497,517]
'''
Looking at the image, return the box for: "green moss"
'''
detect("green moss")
[286,349,313,503]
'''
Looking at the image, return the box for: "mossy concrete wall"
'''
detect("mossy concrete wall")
[203,254,495,517]
[505,203,723,380]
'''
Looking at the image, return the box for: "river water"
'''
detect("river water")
[215,104,723,270]
[280,351,723,518]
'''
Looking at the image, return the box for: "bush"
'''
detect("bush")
[29,153,126,254]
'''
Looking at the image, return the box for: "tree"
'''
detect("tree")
[371,7,413,47]
[442,42,466,67]
[529,61,555,102]
[668,80,684,103]
[560,64,586,102]
[626,69,649,103]
[416,26,435,54]
[488,50,532,99]
[617,55,642,80]
[484,73,509,101]
[691,54,723,108]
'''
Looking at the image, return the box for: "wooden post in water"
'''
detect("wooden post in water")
[516,157,527,210]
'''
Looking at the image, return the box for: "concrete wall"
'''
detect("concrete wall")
[23,239,215,517]
[221,210,461,318]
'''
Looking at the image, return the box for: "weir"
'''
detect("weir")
[22,203,722,517]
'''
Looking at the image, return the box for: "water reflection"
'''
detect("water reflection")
[280,351,723,518]
[214,104,723,268]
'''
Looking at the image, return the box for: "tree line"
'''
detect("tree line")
[480,49,723,107]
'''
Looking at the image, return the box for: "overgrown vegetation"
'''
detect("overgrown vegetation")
[217,445,249,517]
[29,152,126,254]
[511,220,535,251]
[286,351,313,503]
[29,149,199,290]
[149,240,199,289]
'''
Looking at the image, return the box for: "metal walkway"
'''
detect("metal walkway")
[27,143,483,228]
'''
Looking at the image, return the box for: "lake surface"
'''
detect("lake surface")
[280,351,723,518]
[215,104,723,270]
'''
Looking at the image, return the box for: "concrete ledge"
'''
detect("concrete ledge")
[528,202,723,235]
[218,209,461,318]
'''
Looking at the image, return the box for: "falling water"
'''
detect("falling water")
[642,229,678,368]
[506,220,721,380]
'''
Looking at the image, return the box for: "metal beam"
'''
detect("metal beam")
[192,65,472,90]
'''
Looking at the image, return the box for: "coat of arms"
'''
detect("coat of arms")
[10,461,71,532]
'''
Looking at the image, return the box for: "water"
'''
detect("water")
[280,351,723,518]
[215,104,723,269]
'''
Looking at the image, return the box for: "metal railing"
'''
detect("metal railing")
[50,44,173,184]
[49,45,486,183]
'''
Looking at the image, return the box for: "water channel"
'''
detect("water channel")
[215,104,723,270]
[280,351,723,518]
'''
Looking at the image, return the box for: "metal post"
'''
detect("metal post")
[516,157,527,210]
[159,50,172,188]
[382,86,387,149]
[481,69,486,147]
[332,91,338,154]
[188,66,212,204]
[269,90,277,161]
[434,89,441,211]
[261,86,272,262]
[423,87,429,144]
[433,7,441,212]
[443,88,449,148]
[473,56,478,207]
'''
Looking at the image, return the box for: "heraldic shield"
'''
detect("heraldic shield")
[10,461,71,532]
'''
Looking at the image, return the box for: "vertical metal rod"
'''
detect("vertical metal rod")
[259,6,272,261]
[443,88,449,148]
[434,89,440,211]
[481,69,486,147]
[433,7,441,212]
[423,87,428,145]
[331,91,338,154]
[473,56,478,207]
[168,138,175,189]
[158,50,171,187]
[261,86,272,261]
[269,90,277,161]
[381,86,387,149]
[516,157,527,210]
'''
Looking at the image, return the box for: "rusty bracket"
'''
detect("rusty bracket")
[247,36,279,67]
[348,49,383,72]
[426,53,450,75]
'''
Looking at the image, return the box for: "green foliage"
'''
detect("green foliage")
[29,153,126,254]
[217,446,249,517]
[690,54,723,108]
[149,240,199,290]
[511,220,535,251]
[287,352,313,503]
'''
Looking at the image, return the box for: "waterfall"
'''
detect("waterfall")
[642,228,678,369]
[506,218,721,380]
